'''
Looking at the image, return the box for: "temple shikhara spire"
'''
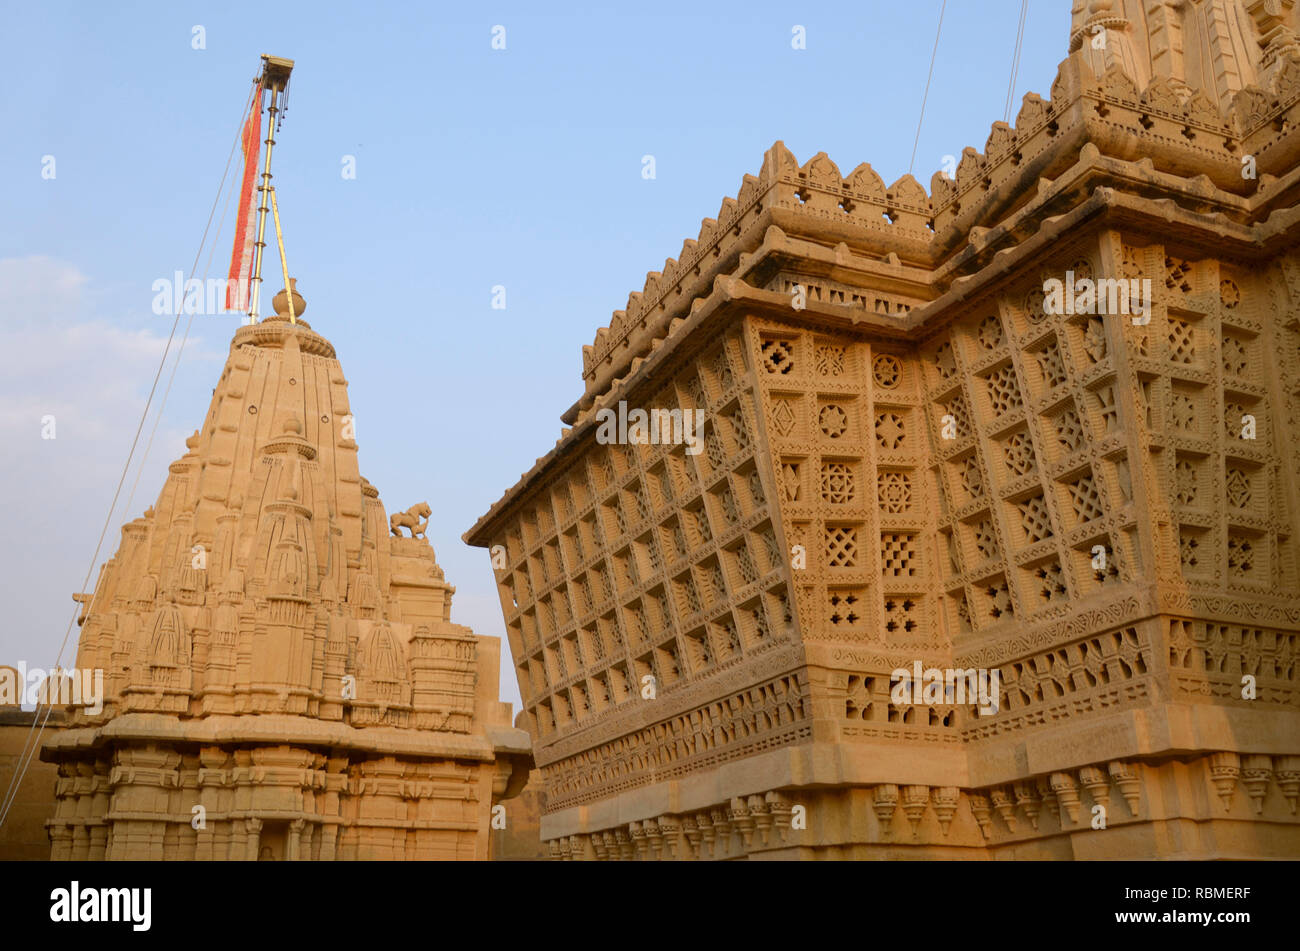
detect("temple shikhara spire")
[466,1,1300,859]
[40,57,530,861]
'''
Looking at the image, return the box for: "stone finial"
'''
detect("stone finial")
[1013,781,1041,831]
[1241,754,1273,814]
[695,811,717,858]
[729,796,755,848]
[1275,756,1300,815]
[680,815,700,859]
[931,787,960,836]
[872,783,899,832]
[1079,765,1111,810]
[989,787,1017,833]
[627,820,648,859]
[1036,776,1060,821]
[1051,773,1081,824]
[764,791,794,843]
[567,833,586,860]
[967,792,992,840]
[643,820,663,859]
[600,830,619,860]
[612,828,633,861]
[746,795,772,846]
[655,815,682,859]
[271,278,306,319]
[902,784,930,837]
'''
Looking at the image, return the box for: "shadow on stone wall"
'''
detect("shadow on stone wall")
[0,706,64,860]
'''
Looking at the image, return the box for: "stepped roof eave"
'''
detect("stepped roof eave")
[562,127,1300,427]
[571,49,1300,410]
[466,42,1300,549]
[41,712,504,763]
[231,318,337,358]
[464,158,1300,550]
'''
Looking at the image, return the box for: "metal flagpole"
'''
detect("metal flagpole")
[270,189,296,324]
[248,55,294,322]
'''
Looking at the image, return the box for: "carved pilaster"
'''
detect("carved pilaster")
[318,822,338,861]
[288,818,305,860]
[245,817,263,861]
[48,824,73,862]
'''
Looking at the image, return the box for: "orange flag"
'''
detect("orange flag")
[225,83,263,313]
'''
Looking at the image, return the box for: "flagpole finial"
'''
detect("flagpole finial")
[259,54,294,92]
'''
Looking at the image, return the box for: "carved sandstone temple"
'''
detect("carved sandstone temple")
[42,285,531,859]
[466,0,1300,859]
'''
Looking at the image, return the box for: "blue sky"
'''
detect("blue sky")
[0,1,1068,710]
